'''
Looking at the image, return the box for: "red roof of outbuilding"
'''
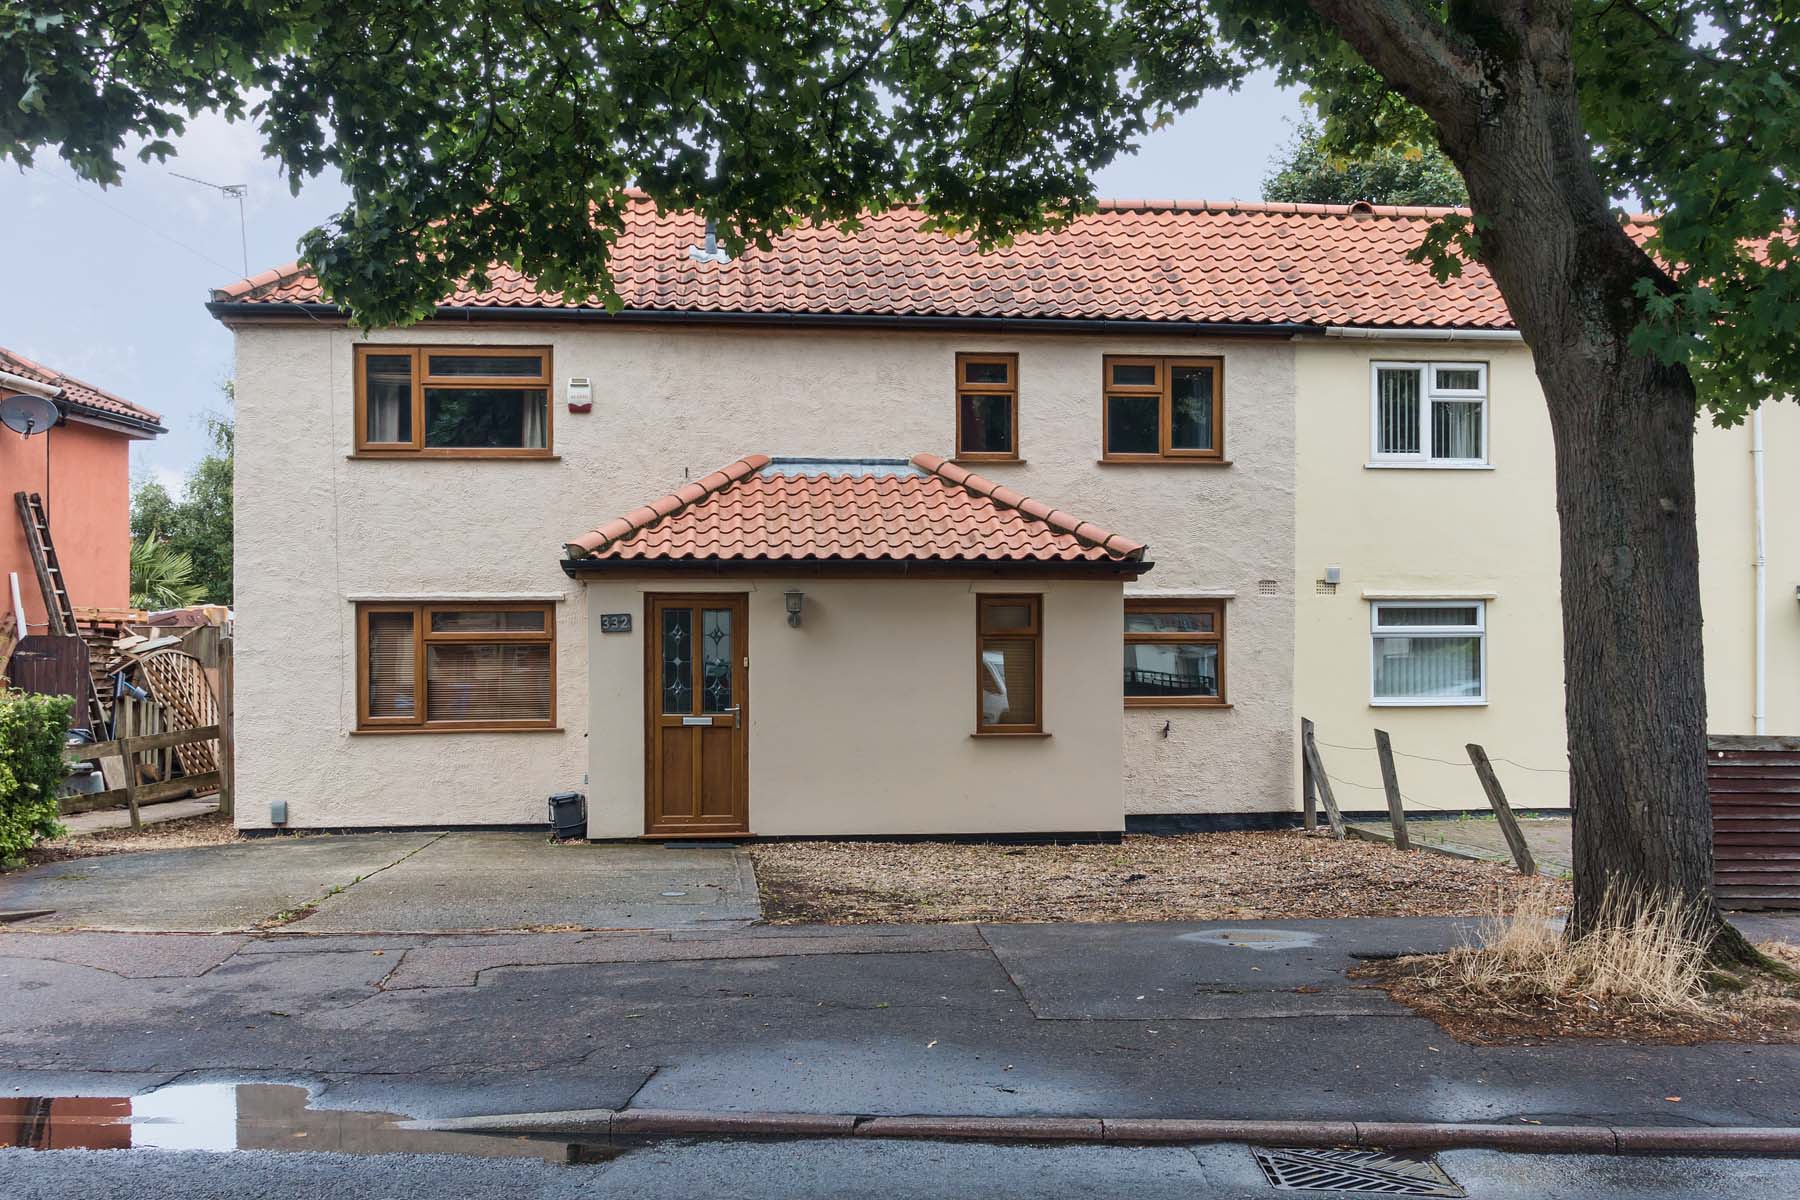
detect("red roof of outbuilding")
[563,454,1148,570]
[215,198,1652,330]
[0,347,164,431]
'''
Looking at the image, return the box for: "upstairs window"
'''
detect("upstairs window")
[1370,601,1486,705]
[356,346,552,456]
[1101,356,1224,462]
[955,352,1019,461]
[357,602,556,730]
[1371,362,1487,465]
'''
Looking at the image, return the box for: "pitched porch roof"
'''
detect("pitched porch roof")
[561,454,1150,576]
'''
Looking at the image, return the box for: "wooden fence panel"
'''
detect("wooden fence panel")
[1708,736,1800,910]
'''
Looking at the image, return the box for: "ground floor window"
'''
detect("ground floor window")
[1370,600,1485,705]
[976,594,1042,732]
[1123,598,1225,706]
[357,602,556,730]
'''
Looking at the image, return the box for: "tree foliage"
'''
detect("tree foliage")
[130,405,232,605]
[129,532,203,610]
[3,3,1789,419]
[1263,119,1466,206]
[0,689,69,861]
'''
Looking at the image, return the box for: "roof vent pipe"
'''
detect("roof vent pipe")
[688,219,732,265]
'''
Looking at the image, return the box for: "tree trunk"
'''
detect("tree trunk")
[1311,0,1751,960]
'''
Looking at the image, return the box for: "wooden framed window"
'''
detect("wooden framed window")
[354,346,553,457]
[955,352,1020,461]
[1124,598,1225,706]
[1101,356,1224,462]
[976,594,1043,733]
[356,602,556,730]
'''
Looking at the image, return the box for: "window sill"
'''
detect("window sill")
[352,726,566,735]
[1369,700,1488,709]
[952,457,1025,466]
[348,452,562,461]
[1126,699,1231,709]
[1096,458,1231,467]
[970,730,1053,739]
[1363,461,1494,471]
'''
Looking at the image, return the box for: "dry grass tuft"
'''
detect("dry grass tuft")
[1360,887,1800,1044]
[1417,887,1711,1015]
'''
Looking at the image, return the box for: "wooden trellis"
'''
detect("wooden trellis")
[130,648,219,775]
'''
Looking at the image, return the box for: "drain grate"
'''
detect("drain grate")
[1251,1148,1465,1196]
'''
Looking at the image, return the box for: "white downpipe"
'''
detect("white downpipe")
[8,571,25,637]
[1753,407,1768,736]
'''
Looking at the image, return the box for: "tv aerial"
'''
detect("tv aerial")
[170,172,250,277]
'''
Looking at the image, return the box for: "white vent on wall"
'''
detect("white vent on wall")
[1258,579,1279,596]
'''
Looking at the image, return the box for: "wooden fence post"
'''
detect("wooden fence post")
[1299,718,1346,839]
[1374,729,1411,852]
[217,637,234,820]
[121,733,141,830]
[1466,743,1536,876]
[1301,718,1318,831]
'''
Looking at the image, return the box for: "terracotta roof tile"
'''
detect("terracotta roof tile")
[564,453,1147,566]
[214,198,1659,330]
[0,347,163,429]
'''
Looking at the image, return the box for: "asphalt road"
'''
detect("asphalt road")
[3,918,1798,1129]
[7,1142,1798,1199]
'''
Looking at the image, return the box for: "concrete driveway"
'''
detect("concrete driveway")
[0,832,761,933]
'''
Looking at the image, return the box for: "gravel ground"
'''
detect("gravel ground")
[752,830,1567,924]
[18,813,251,867]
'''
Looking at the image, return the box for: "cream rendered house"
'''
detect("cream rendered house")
[211,197,1791,836]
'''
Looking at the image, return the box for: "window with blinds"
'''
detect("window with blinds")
[1370,362,1488,466]
[1370,601,1486,705]
[357,603,555,729]
[354,346,552,457]
[976,595,1043,733]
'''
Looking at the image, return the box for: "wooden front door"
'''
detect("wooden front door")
[646,594,749,837]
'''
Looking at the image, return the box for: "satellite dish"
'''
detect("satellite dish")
[0,392,59,438]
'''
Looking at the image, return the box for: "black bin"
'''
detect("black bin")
[547,792,587,840]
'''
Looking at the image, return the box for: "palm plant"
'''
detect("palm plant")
[129,533,203,611]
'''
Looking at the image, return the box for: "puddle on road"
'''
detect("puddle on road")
[1175,929,1322,952]
[0,1083,601,1163]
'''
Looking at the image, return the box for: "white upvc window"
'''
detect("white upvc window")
[1370,601,1487,706]
[1370,362,1489,466]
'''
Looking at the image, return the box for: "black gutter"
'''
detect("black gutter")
[559,555,1154,579]
[206,300,1311,339]
[59,398,167,438]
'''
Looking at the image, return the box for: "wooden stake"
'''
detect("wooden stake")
[1299,718,1345,839]
[1374,729,1411,851]
[1301,718,1317,831]
[1467,743,1536,875]
[122,732,141,831]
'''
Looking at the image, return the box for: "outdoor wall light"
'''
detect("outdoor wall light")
[784,588,805,628]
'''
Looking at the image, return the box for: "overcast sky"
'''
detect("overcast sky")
[0,72,1301,490]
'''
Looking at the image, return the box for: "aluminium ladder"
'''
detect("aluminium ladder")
[13,490,110,731]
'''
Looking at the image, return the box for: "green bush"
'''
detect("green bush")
[0,690,72,861]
